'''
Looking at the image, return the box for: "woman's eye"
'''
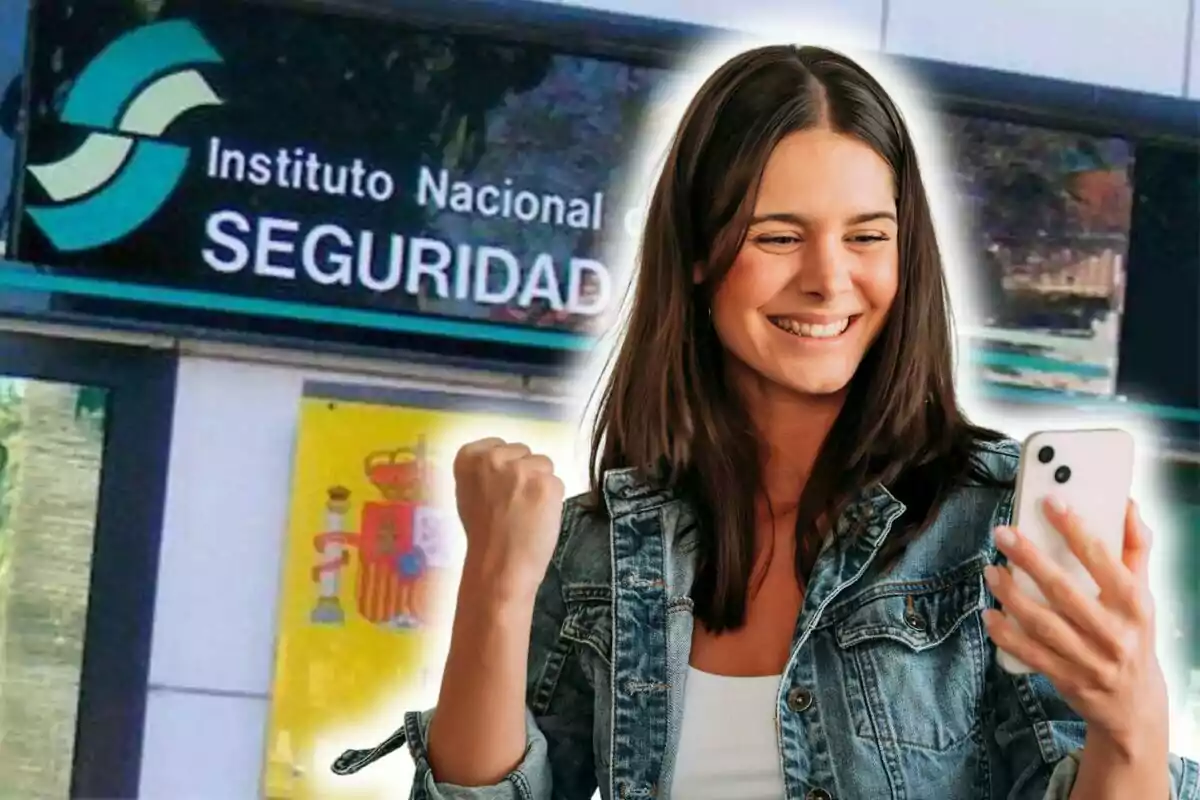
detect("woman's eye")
[754,232,890,250]
[757,234,802,247]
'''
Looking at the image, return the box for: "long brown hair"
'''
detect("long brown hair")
[588,44,1008,633]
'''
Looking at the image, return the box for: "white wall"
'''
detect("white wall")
[561,0,884,48]
[1190,0,1200,98]
[138,356,578,800]
[884,0,1192,97]
[556,0,1199,98]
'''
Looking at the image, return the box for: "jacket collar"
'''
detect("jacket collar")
[601,466,677,519]
[601,465,905,546]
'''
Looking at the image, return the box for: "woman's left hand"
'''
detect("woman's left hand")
[982,497,1169,756]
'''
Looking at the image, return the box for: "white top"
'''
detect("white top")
[670,667,787,799]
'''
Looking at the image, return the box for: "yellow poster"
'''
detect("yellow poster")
[261,381,574,799]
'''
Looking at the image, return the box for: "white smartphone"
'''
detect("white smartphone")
[995,428,1136,675]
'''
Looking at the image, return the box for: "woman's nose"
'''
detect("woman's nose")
[795,237,854,299]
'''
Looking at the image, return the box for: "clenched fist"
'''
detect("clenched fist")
[453,437,565,604]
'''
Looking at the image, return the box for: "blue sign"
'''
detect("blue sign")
[25,21,224,252]
[12,0,664,352]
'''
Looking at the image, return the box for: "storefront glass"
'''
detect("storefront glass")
[0,377,107,800]
[1167,463,1200,738]
[0,0,28,258]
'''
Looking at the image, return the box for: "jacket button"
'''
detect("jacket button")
[806,790,833,800]
[904,612,927,631]
[786,687,814,712]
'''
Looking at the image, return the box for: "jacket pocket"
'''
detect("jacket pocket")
[561,590,612,668]
[829,564,987,752]
[560,589,613,769]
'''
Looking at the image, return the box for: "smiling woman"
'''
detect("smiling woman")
[337,42,1200,800]
[709,127,901,398]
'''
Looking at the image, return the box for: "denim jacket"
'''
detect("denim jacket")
[334,438,1200,799]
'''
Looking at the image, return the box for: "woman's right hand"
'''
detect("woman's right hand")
[426,438,565,787]
[453,437,565,605]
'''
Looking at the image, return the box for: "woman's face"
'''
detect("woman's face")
[708,128,900,398]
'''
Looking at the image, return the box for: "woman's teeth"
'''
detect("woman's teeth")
[769,317,851,339]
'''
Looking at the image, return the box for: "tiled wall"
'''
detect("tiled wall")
[554,0,1200,98]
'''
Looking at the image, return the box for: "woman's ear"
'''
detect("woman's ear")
[692,262,705,285]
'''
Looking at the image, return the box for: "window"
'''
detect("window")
[0,377,106,800]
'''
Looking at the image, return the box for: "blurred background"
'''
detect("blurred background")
[0,0,1195,798]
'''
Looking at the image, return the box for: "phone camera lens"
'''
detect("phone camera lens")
[1054,465,1071,484]
[1037,446,1055,464]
